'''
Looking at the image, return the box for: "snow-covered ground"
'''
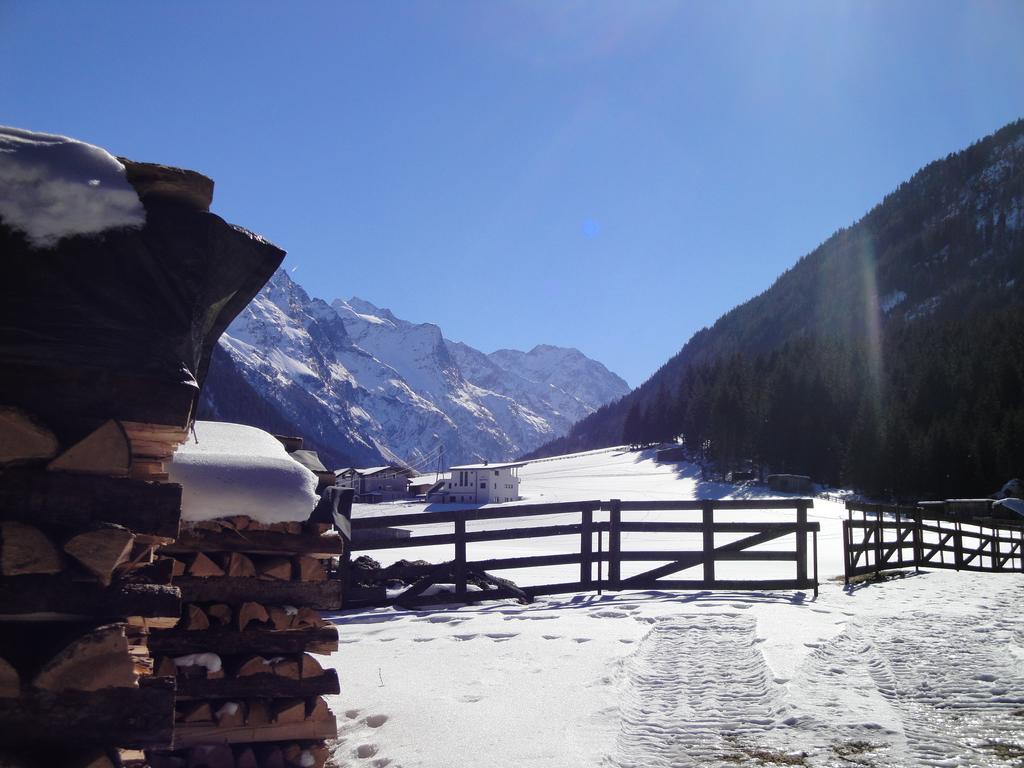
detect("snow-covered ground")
[324,448,1024,768]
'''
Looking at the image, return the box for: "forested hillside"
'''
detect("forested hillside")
[529,120,1024,499]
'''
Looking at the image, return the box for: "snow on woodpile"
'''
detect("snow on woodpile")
[169,421,318,523]
[0,125,145,247]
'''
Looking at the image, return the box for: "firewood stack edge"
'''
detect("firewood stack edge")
[0,407,186,767]
[146,510,344,768]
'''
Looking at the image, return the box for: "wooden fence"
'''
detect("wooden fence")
[344,498,819,608]
[843,501,1024,583]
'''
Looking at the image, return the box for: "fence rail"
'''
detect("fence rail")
[345,498,819,607]
[843,501,1024,583]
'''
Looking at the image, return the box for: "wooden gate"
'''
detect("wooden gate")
[843,501,1024,583]
[345,498,819,607]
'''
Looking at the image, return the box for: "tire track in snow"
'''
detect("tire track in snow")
[609,613,783,767]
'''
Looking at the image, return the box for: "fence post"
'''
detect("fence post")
[954,520,964,571]
[608,499,621,591]
[796,501,808,585]
[842,519,851,585]
[454,517,467,598]
[873,510,883,577]
[580,504,593,589]
[912,511,922,573]
[702,502,715,585]
[812,528,819,598]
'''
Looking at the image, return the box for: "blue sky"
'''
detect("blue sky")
[2,2,1023,387]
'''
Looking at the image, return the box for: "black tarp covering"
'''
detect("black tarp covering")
[0,195,283,444]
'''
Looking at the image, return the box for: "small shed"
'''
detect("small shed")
[767,474,813,494]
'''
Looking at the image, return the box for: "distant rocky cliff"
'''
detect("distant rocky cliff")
[199,269,629,469]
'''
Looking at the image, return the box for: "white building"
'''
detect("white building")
[444,461,524,504]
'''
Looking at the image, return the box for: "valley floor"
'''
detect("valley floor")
[324,449,1024,768]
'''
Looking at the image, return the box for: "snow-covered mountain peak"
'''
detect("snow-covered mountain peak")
[204,268,631,468]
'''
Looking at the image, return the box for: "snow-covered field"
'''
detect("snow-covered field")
[324,448,1024,768]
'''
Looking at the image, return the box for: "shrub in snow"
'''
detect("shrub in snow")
[0,126,145,247]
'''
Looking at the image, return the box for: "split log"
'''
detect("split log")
[117,750,149,768]
[293,607,326,629]
[174,578,342,611]
[161,531,345,558]
[0,406,59,464]
[0,577,180,621]
[271,659,300,679]
[175,669,340,700]
[170,718,336,747]
[0,657,19,697]
[0,470,181,540]
[225,553,256,579]
[188,553,225,578]
[260,747,284,768]
[256,557,291,581]
[267,521,302,535]
[299,654,325,679]
[180,604,210,632]
[177,702,214,724]
[246,701,271,727]
[164,557,187,577]
[267,606,294,631]
[48,419,131,478]
[236,657,271,677]
[307,696,332,722]
[271,699,305,725]
[0,522,62,576]
[33,624,136,692]
[295,557,326,582]
[234,747,257,768]
[117,556,175,586]
[63,525,135,585]
[237,601,269,632]
[223,516,251,531]
[0,676,175,747]
[214,701,245,728]
[206,603,233,626]
[186,744,234,768]
[147,626,340,657]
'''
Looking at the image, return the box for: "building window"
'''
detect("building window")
[494,470,499,476]
[480,482,486,489]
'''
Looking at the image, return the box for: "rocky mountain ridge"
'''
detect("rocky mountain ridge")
[199,269,629,469]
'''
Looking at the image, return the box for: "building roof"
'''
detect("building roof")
[449,461,527,471]
[334,467,355,476]
[355,465,417,478]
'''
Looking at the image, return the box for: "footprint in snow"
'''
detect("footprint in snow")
[362,714,388,728]
[452,634,478,641]
[412,637,436,643]
[572,638,592,644]
[485,632,518,641]
[619,638,636,644]
[542,635,561,640]
[458,694,483,703]
[345,709,361,719]
[355,744,379,759]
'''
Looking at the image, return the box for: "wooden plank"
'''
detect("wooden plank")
[349,500,602,530]
[0,676,174,748]
[579,506,593,588]
[148,627,339,657]
[173,577,342,610]
[0,577,180,620]
[608,499,621,590]
[453,518,467,599]
[796,502,808,584]
[172,717,337,747]
[702,502,715,584]
[175,668,339,700]
[610,498,814,512]
[162,530,344,557]
[352,524,587,552]
[0,470,181,540]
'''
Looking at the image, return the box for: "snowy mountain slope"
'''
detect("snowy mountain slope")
[200,270,630,468]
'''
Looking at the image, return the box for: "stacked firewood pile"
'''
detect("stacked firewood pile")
[0,408,186,767]
[146,513,345,768]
